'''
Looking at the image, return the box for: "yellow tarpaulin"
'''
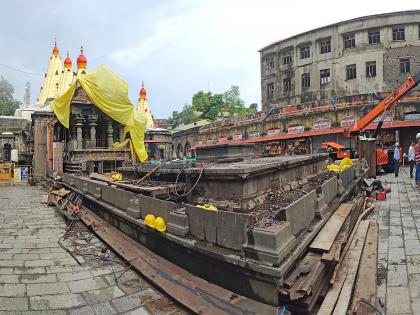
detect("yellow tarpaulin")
[51,65,148,162]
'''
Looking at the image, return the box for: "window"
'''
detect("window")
[267,83,274,98]
[368,28,380,45]
[343,33,355,49]
[366,62,376,77]
[320,40,331,54]
[346,64,356,80]
[301,73,310,89]
[400,59,410,73]
[265,57,275,71]
[282,51,292,65]
[283,78,291,94]
[392,26,405,41]
[320,69,330,85]
[300,46,310,59]
[418,24,420,39]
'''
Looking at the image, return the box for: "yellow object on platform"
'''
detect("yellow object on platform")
[154,217,167,232]
[144,214,156,228]
[196,204,218,211]
[51,65,148,162]
[327,157,353,172]
[339,157,353,168]
[111,172,123,181]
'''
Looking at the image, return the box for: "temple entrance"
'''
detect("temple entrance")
[3,143,11,161]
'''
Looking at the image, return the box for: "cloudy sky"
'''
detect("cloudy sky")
[0,1,418,118]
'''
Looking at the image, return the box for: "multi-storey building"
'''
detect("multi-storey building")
[260,10,420,110]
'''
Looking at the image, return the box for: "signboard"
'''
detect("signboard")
[248,130,261,138]
[340,116,359,128]
[287,125,305,134]
[267,129,281,136]
[14,167,21,182]
[373,114,393,123]
[313,119,331,130]
[405,113,420,121]
[21,167,28,181]
[233,134,243,141]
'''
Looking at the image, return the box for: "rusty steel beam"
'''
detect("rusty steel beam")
[78,205,277,315]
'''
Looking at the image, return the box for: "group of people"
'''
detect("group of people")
[406,132,420,188]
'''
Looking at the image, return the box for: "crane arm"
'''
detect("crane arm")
[349,72,420,134]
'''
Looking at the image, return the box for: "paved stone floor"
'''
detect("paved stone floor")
[373,166,420,315]
[0,183,189,315]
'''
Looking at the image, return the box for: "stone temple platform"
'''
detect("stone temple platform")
[61,154,364,306]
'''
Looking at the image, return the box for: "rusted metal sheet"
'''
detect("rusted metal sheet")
[78,205,276,315]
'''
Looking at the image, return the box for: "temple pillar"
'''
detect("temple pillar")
[89,119,98,148]
[75,117,84,149]
[119,125,125,143]
[107,120,114,148]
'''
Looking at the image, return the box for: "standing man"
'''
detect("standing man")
[9,161,15,186]
[394,142,400,177]
[409,141,416,179]
[416,133,420,188]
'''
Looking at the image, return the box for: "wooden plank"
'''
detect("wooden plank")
[350,222,379,314]
[310,203,354,252]
[317,221,369,315]
[79,205,277,315]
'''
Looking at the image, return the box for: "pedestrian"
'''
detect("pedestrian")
[9,161,15,186]
[394,142,400,177]
[415,133,420,188]
[409,140,416,178]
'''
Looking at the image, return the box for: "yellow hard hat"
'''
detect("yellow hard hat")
[154,216,167,232]
[144,214,156,228]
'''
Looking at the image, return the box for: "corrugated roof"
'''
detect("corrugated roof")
[172,119,211,132]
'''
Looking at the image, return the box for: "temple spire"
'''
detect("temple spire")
[137,81,154,129]
[37,39,63,105]
[76,45,88,78]
[58,50,75,97]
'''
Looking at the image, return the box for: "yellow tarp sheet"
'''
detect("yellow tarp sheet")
[51,65,148,162]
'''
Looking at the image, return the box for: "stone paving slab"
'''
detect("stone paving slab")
[373,167,420,315]
[0,184,187,314]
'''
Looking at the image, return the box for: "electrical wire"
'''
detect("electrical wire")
[170,161,205,199]
[0,63,42,76]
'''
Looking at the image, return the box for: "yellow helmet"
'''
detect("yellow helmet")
[154,217,167,232]
[144,214,156,228]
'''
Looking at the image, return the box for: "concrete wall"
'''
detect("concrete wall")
[260,11,420,109]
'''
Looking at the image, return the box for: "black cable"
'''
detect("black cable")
[0,63,42,76]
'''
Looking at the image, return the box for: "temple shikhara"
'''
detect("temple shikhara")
[137,81,154,129]
[36,42,89,106]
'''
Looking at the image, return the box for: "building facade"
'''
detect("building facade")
[260,11,420,110]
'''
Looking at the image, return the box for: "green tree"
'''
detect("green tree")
[168,104,199,127]
[0,76,21,116]
[169,86,256,125]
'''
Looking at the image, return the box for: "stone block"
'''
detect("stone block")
[185,205,217,243]
[337,179,345,196]
[216,210,250,250]
[315,195,328,218]
[321,177,337,204]
[81,182,88,193]
[137,194,176,222]
[101,186,136,212]
[126,198,141,219]
[283,190,316,236]
[338,166,354,188]
[167,209,190,237]
[243,222,296,265]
